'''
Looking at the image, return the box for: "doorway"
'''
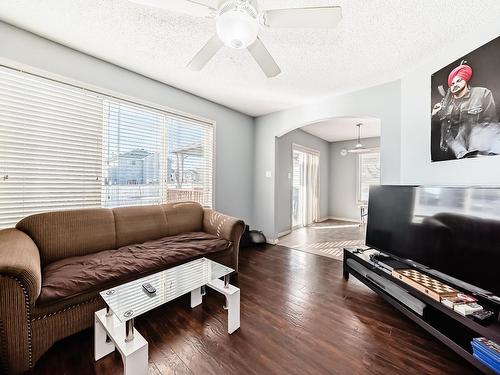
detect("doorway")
[291,144,320,229]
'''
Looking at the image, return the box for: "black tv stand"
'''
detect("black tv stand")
[343,247,500,375]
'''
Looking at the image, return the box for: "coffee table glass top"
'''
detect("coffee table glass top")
[100,258,233,323]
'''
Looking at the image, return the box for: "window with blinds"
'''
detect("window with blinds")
[102,99,165,207]
[166,116,214,207]
[0,66,214,229]
[357,151,380,204]
[0,67,103,228]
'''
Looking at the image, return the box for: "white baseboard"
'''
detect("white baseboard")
[329,216,360,223]
[277,229,292,238]
[317,217,330,222]
[266,238,279,245]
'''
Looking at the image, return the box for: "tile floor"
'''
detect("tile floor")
[278,219,366,260]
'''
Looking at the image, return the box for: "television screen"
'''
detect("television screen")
[366,185,500,297]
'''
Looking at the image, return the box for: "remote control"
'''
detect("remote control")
[142,283,156,295]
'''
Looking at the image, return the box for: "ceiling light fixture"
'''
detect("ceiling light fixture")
[216,1,259,49]
[348,123,371,154]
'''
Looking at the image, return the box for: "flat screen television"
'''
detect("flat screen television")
[366,185,500,297]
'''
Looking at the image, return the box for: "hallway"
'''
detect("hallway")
[278,219,366,261]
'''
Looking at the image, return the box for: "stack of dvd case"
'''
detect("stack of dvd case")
[471,337,500,374]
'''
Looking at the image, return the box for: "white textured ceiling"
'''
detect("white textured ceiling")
[301,117,380,142]
[0,1,499,116]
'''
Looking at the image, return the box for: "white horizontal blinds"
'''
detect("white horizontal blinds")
[0,66,215,227]
[0,67,103,229]
[166,115,214,207]
[358,151,381,203]
[102,99,165,207]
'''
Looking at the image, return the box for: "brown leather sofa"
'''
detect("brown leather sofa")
[0,201,245,374]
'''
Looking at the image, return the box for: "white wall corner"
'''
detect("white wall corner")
[277,229,292,238]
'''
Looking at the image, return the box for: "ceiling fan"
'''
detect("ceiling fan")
[129,0,342,78]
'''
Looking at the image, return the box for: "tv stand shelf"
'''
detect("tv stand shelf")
[343,248,499,375]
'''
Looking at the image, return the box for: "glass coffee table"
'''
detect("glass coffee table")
[94,258,240,375]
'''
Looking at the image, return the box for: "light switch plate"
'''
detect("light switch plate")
[265,171,272,178]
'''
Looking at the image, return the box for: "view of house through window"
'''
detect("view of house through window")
[358,151,381,203]
[0,66,214,228]
[102,100,164,207]
[166,117,213,207]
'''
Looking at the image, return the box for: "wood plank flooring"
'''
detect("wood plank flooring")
[29,244,480,375]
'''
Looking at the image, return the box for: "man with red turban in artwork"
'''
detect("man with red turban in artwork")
[432,61,499,159]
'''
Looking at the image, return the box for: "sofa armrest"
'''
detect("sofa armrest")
[0,228,42,304]
[0,229,42,373]
[203,209,245,271]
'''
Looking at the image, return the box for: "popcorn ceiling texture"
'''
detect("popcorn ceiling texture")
[0,0,498,116]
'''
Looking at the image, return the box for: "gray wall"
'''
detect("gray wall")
[329,137,380,221]
[254,80,401,241]
[275,129,330,234]
[400,23,500,186]
[0,21,254,225]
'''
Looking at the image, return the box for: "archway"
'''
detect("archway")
[252,80,402,242]
[273,116,381,258]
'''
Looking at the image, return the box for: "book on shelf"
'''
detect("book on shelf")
[473,352,500,374]
[473,337,500,359]
[471,337,500,373]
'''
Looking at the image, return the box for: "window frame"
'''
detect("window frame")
[0,63,216,217]
[356,148,381,205]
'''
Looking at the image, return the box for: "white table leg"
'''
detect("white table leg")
[207,278,240,334]
[95,309,149,374]
[95,317,115,360]
[190,286,203,308]
[122,343,148,375]
[226,290,240,334]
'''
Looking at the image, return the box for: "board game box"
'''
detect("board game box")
[391,269,459,302]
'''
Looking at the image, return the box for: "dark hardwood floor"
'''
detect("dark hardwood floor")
[30,244,480,375]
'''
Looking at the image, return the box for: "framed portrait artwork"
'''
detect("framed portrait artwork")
[431,36,500,162]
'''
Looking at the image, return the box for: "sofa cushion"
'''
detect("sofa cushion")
[38,232,231,305]
[162,201,204,235]
[113,205,169,248]
[16,208,116,266]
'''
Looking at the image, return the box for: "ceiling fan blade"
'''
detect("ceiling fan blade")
[128,0,214,17]
[263,6,342,28]
[187,34,224,71]
[247,37,281,78]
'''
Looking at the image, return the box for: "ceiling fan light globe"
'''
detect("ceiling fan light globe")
[216,9,259,49]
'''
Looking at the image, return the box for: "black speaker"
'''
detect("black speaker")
[240,226,267,247]
[248,230,266,245]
